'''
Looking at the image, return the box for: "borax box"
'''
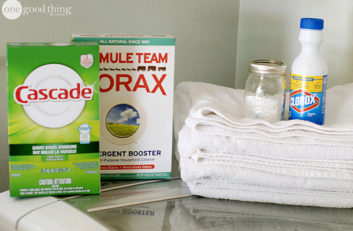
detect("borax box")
[73,35,175,179]
[7,42,100,197]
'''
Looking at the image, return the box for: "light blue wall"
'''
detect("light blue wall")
[236,0,353,88]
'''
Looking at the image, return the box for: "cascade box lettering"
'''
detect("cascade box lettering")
[7,43,101,197]
[73,35,175,179]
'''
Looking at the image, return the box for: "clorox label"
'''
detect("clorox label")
[290,89,320,112]
[289,74,327,125]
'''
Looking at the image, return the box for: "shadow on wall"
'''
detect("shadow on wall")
[236,9,289,89]
[337,7,353,86]
[0,55,9,193]
[236,0,353,89]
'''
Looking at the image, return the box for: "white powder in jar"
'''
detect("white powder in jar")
[245,94,283,122]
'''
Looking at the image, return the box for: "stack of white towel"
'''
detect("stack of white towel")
[174,81,353,208]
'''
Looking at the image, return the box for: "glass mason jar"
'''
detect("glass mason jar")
[244,60,286,122]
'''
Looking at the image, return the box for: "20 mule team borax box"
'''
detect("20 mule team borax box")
[7,43,100,197]
[73,35,175,179]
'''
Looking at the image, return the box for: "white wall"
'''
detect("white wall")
[0,0,239,192]
[236,0,353,88]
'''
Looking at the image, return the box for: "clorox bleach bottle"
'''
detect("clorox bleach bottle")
[289,18,328,125]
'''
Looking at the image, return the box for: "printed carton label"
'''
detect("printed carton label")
[7,43,100,197]
[73,36,175,179]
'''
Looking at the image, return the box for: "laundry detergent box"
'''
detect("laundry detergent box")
[72,35,175,180]
[7,42,100,197]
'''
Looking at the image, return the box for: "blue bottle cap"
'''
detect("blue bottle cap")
[300,18,324,30]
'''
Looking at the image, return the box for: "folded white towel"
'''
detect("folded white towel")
[175,81,353,208]
[174,81,353,136]
[178,127,353,162]
[177,146,353,207]
[187,180,353,208]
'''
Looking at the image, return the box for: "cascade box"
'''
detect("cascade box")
[7,42,101,197]
[72,35,175,180]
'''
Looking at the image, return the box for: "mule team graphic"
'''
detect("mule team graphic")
[100,66,167,72]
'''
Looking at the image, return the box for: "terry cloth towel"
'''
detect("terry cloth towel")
[174,81,353,208]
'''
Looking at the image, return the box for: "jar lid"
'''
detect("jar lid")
[249,60,286,75]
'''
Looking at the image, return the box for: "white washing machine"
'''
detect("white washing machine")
[0,179,192,231]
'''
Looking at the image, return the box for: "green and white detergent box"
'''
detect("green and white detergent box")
[72,35,175,180]
[7,42,100,197]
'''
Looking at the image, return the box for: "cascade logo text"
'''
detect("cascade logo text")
[14,83,93,105]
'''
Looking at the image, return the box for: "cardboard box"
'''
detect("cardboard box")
[73,35,175,179]
[7,42,100,197]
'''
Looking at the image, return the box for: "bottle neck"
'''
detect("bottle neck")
[299,29,323,53]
